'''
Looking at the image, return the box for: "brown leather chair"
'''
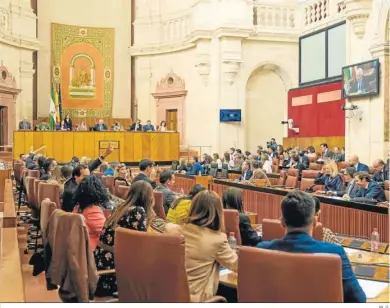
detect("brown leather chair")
[385,180,389,190]
[14,162,23,183]
[271,158,279,173]
[277,170,287,186]
[33,179,45,210]
[223,209,242,245]
[337,161,349,170]
[153,190,166,219]
[309,163,322,171]
[308,156,317,163]
[40,198,58,244]
[27,169,40,178]
[237,246,343,302]
[114,180,127,197]
[285,169,298,188]
[114,228,226,302]
[300,170,324,192]
[101,176,115,194]
[38,182,61,208]
[117,185,130,200]
[262,219,323,242]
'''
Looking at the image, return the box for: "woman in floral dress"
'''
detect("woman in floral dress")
[93,180,155,297]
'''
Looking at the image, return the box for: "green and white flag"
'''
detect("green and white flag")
[49,85,57,130]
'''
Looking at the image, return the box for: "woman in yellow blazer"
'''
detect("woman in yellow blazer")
[178,190,238,302]
[166,184,205,225]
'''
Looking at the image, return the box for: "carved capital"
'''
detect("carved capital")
[344,0,372,38]
[222,60,241,85]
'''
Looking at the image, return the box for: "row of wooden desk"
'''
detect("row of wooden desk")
[13,131,180,163]
[173,173,389,242]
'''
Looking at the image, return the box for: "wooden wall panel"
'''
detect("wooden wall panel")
[283,136,345,151]
[13,132,180,163]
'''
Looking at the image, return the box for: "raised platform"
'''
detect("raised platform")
[14,131,180,163]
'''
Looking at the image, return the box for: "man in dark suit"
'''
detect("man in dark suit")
[333,167,358,198]
[94,119,108,131]
[155,170,176,214]
[372,159,389,187]
[348,155,369,172]
[18,117,32,130]
[129,119,143,131]
[132,158,157,189]
[352,171,386,202]
[257,191,366,303]
[320,143,333,159]
[62,144,113,212]
[239,160,253,181]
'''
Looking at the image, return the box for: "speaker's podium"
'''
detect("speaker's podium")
[13,131,180,163]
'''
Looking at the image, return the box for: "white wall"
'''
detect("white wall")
[37,0,132,118]
[245,69,287,152]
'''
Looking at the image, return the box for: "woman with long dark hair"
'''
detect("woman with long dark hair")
[93,180,155,297]
[222,188,261,246]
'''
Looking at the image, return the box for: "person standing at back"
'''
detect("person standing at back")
[132,158,157,189]
[257,191,366,303]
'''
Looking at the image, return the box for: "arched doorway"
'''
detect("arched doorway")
[245,63,291,152]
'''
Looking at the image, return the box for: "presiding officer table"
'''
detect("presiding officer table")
[13,131,180,163]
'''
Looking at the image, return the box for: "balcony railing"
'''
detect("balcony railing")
[253,2,297,30]
[303,0,346,29]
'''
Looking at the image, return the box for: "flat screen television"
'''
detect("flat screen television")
[342,59,380,99]
[220,109,241,122]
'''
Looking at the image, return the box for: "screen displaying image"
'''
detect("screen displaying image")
[342,59,379,98]
[219,109,241,122]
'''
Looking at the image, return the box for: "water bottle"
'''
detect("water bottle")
[179,188,184,197]
[198,170,202,176]
[228,232,237,251]
[371,228,379,252]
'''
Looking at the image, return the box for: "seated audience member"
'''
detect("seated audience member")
[159,120,167,132]
[223,152,234,170]
[261,153,272,174]
[166,184,205,225]
[73,175,108,250]
[155,170,176,214]
[143,120,155,132]
[114,163,131,186]
[233,154,244,172]
[70,156,80,168]
[63,114,73,131]
[245,151,252,159]
[36,119,50,131]
[236,149,243,155]
[56,120,69,131]
[352,172,386,202]
[94,119,108,131]
[320,143,333,159]
[314,161,343,193]
[77,120,88,131]
[129,119,142,131]
[289,154,300,169]
[330,167,357,198]
[200,153,208,166]
[250,161,271,185]
[348,155,369,172]
[298,151,309,169]
[229,148,235,161]
[372,159,389,187]
[177,159,190,173]
[94,181,153,297]
[333,147,344,162]
[186,156,204,175]
[239,160,253,181]
[99,162,109,174]
[40,158,58,180]
[257,191,366,303]
[27,155,45,178]
[275,145,284,160]
[104,161,119,176]
[282,149,295,168]
[132,158,157,189]
[212,153,223,169]
[19,117,32,130]
[178,190,238,302]
[62,144,113,212]
[306,146,317,160]
[313,197,339,244]
[222,188,261,246]
[111,121,124,132]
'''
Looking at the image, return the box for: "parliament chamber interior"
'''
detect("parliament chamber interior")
[0,0,390,304]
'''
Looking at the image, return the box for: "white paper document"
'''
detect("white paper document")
[358,279,388,299]
[344,248,361,255]
[219,268,233,276]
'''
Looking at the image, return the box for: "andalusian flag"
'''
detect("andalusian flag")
[49,85,57,130]
[58,84,63,122]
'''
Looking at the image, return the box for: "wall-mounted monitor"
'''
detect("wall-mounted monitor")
[342,59,380,99]
[220,109,241,122]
